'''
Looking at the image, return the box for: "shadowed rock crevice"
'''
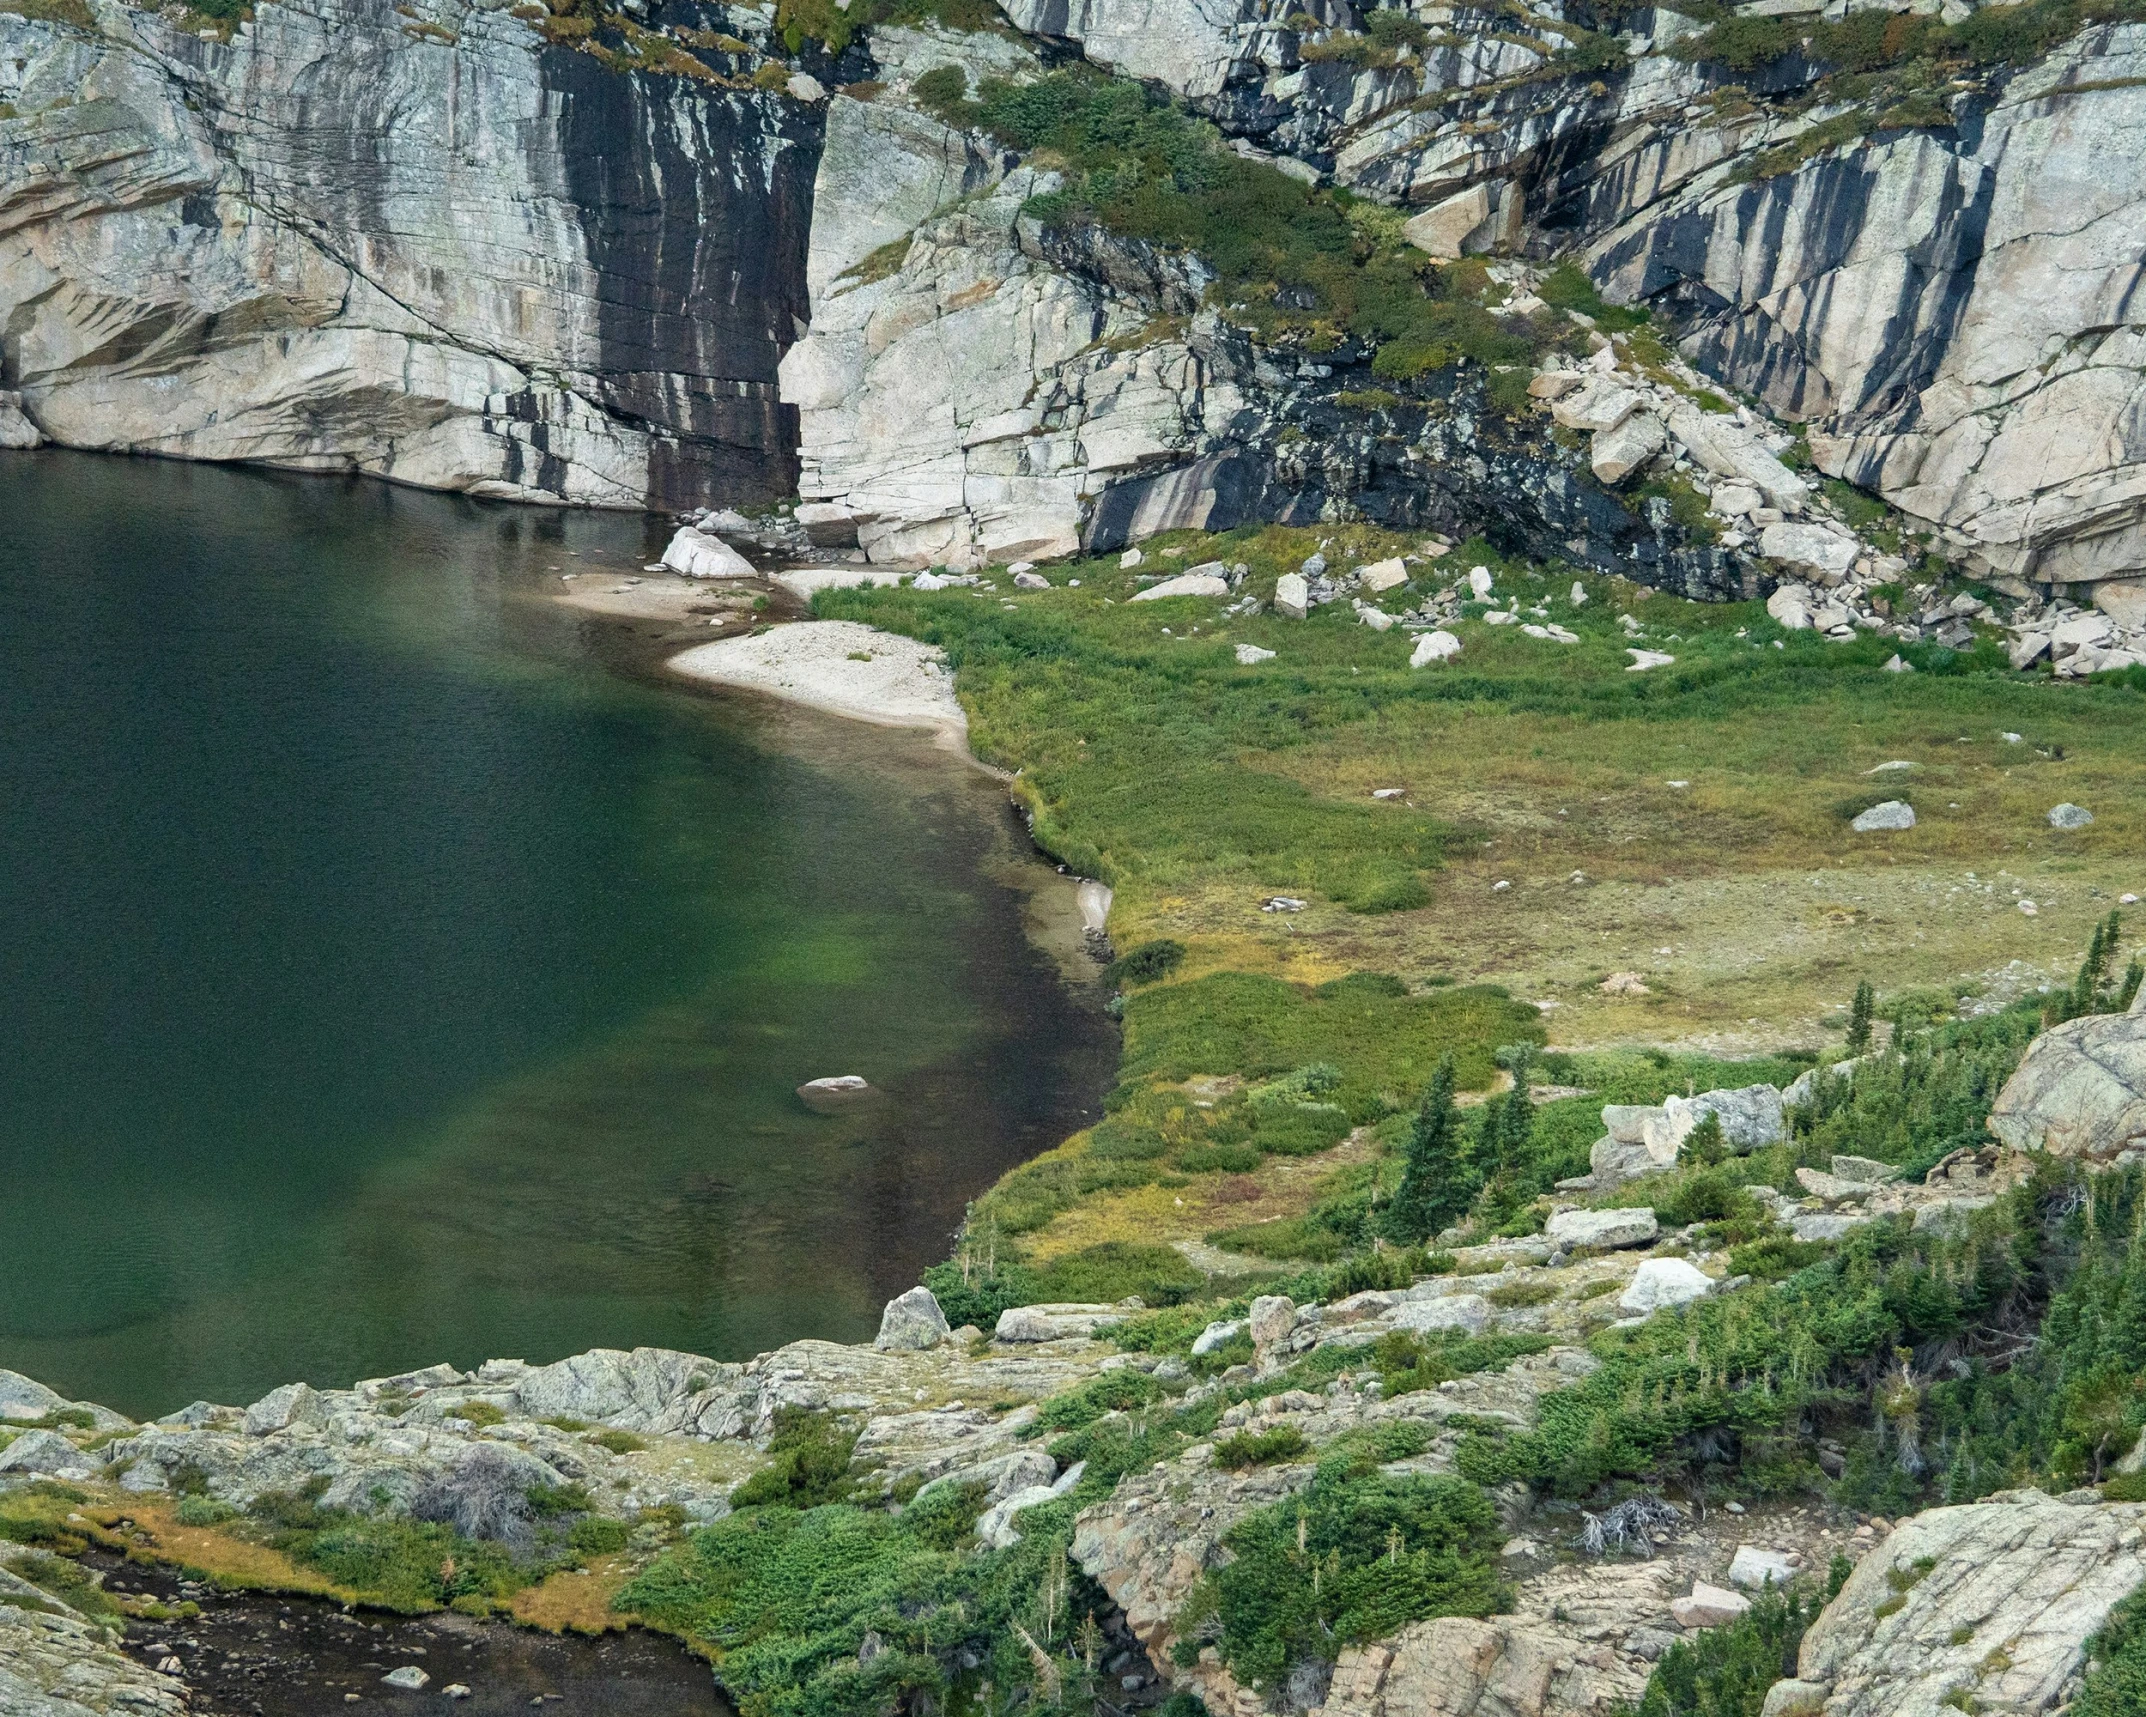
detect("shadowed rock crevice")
[545,47,820,508]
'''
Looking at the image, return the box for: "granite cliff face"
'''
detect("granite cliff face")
[0,0,817,506]
[5,0,2146,605]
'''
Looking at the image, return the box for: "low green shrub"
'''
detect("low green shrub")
[1106,938,1188,988]
[1032,1368,1169,1434]
[1372,1329,1552,1398]
[1213,1425,1311,1469]
[1031,1240,1204,1304]
[586,1429,645,1456]
[620,1480,1104,1717]
[1207,1216,1348,1261]
[1253,1103,1354,1156]
[2078,1577,2146,1716]
[1174,1469,1502,1689]
[6,1550,122,1620]
[1636,1570,1846,1716]
[730,1410,861,1510]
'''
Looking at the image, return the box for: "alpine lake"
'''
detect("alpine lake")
[0,450,1115,1421]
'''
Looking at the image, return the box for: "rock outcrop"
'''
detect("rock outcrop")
[0,0,818,508]
[5,0,2146,607]
[1783,1490,2146,1716]
[1987,993,2146,1161]
[0,1563,186,1717]
[780,113,1210,566]
[1071,1345,1604,1715]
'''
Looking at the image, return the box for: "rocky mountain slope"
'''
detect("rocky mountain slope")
[5,0,2145,621]
[11,1007,2146,1715]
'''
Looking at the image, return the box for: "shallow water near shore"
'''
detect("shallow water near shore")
[0,451,1115,1419]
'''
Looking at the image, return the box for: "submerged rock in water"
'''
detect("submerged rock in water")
[797,1074,876,1113]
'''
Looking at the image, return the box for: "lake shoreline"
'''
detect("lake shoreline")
[0,453,1117,1418]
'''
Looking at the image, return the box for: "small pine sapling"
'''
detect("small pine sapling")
[1845,980,1875,1055]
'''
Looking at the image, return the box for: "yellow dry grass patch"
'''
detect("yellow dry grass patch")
[510,1553,636,1632]
[1020,1130,1376,1263]
[1121,833,2139,1055]
[85,1497,346,1598]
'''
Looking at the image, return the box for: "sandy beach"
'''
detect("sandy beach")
[667,620,970,750]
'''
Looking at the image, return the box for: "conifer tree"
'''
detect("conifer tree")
[2075,914,2115,1014]
[1386,1056,1463,1244]
[1845,981,1875,1055]
[1494,1047,1537,1184]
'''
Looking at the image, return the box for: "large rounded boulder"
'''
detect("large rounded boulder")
[1987,994,2146,1161]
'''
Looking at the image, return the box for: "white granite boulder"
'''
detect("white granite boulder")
[1728,1545,1796,1590]
[1129,572,1229,602]
[0,1428,99,1480]
[875,1286,950,1352]
[1672,1581,1751,1628]
[242,1382,328,1437]
[661,526,758,580]
[1851,800,1916,832]
[1619,1258,1715,1314]
[1546,1207,1660,1250]
[1987,997,2146,1161]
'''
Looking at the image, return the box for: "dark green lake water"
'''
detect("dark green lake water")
[0,452,1113,1420]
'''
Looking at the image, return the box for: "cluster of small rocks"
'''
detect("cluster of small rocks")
[2003,585,2146,676]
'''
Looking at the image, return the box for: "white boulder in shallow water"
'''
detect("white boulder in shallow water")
[661,527,758,580]
[798,1075,876,1113]
[875,1287,950,1352]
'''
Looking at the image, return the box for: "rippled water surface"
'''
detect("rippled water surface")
[0,452,1112,1418]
